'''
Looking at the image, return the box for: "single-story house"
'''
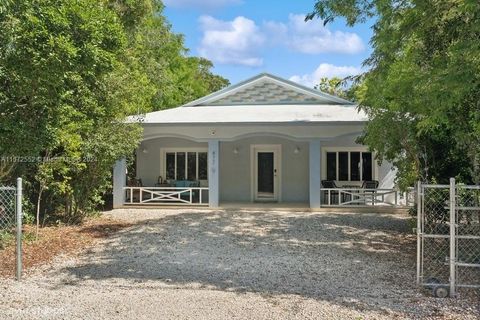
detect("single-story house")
[113,73,400,209]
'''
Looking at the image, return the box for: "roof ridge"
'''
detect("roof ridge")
[182,73,354,107]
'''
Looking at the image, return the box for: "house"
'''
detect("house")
[112,73,399,209]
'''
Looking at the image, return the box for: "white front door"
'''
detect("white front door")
[252,145,281,202]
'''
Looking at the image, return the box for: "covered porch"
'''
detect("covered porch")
[112,132,408,209]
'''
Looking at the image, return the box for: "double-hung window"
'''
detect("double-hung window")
[325,151,373,181]
[163,149,208,181]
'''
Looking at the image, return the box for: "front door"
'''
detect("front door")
[253,145,280,201]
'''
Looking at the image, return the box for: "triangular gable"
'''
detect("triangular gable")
[183,73,354,107]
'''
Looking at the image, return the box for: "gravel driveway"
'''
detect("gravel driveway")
[0,209,478,319]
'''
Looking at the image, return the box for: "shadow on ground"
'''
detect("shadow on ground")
[61,210,419,315]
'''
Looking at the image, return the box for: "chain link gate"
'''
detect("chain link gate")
[0,178,23,280]
[417,178,480,297]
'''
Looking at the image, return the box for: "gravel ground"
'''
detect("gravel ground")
[0,209,478,319]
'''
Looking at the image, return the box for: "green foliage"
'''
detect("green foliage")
[123,5,229,110]
[0,231,14,249]
[308,0,480,188]
[315,76,363,102]
[0,0,228,222]
[314,77,348,99]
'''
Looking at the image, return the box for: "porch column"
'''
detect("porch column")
[113,158,127,209]
[208,140,220,208]
[309,140,321,208]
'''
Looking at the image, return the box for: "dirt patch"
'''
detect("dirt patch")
[0,218,131,278]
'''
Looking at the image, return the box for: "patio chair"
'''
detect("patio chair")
[361,180,379,205]
[321,180,339,205]
[361,180,379,189]
[173,180,201,203]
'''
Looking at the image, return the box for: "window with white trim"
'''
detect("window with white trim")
[326,151,373,181]
[164,150,208,181]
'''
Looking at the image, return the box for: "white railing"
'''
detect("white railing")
[405,187,416,207]
[320,188,407,207]
[123,187,209,206]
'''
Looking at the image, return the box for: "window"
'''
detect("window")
[198,152,208,180]
[350,152,360,181]
[187,152,196,180]
[326,152,337,180]
[176,152,186,180]
[166,153,175,180]
[339,152,349,181]
[362,152,373,181]
[163,150,208,181]
[325,150,374,181]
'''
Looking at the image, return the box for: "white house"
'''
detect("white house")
[113,73,399,209]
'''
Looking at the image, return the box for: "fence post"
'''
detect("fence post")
[416,180,422,285]
[449,177,456,297]
[16,177,23,281]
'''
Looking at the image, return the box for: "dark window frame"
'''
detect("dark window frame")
[325,150,374,181]
[163,150,208,181]
[326,152,337,181]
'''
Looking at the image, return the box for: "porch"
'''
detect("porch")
[113,135,411,209]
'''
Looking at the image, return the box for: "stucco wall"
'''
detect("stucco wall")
[142,123,366,142]
[219,137,310,203]
[135,138,207,187]
[134,134,396,203]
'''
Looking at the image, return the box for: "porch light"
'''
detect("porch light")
[233,147,239,154]
[142,148,148,154]
[294,146,300,154]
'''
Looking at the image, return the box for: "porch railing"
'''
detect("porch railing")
[405,187,416,207]
[321,188,408,207]
[123,187,209,206]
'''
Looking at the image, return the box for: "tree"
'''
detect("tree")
[0,0,148,219]
[314,77,348,99]
[123,2,229,110]
[307,0,480,187]
[0,0,228,222]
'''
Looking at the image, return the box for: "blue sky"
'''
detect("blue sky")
[163,0,373,87]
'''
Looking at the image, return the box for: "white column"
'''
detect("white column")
[208,140,220,208]
[113,158,127,209]
[309,140,321,208]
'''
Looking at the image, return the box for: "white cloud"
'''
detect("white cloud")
[289,63,362,88]
[198,16,265,67]
[163,0,241,9]
[265,14,365,54]
[197,13,364,67]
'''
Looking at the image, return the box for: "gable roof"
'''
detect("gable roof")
[183,73,354,107]
[134,73,366,125]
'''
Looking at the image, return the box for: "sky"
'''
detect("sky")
[163,0,373,88]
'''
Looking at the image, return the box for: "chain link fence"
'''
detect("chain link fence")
[0,179,23,280]
[417,179,480,297]
[0,186,17,231]
[456,185,480,290]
